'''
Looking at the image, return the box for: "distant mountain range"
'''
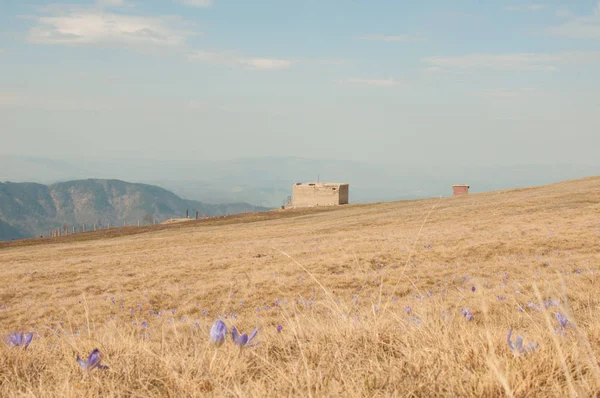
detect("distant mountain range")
[0,179,269,241]
[1,154,598,208]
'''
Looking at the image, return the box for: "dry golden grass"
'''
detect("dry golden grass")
[1,176,599,397]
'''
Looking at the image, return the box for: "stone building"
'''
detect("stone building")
[452,184,470,196]
[290,182,349,207]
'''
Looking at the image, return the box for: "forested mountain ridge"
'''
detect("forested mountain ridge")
[0,179,268,240]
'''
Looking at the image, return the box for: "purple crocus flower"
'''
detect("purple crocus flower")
[6,332,34,348]
[460,308,473,321]
[276,325,283,333]
[555,313,568,328]
[209,320,227,346]
[543,300,559,308]
[77,348,108,370]
[231,325,258,347]
[507,328,538,355]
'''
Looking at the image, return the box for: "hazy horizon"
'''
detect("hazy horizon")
[1,1,600,169]
[1,153,598,208]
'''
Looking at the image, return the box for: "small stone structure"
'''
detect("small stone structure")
[290,182,349,207]
[452,184,470,196]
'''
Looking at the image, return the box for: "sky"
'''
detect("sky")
[0,0,599,167]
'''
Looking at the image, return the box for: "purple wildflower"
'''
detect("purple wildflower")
[471,286,476,292]
[77,348,109,370]
[460,308,473,321]
[404,305,412,314]
[276,324,283,333]
[543,300,559,308]
[6,332,34,348]
[555,313,568,328]
[209,320,227,346]
[231,326,258,347]
[507,328,538,355]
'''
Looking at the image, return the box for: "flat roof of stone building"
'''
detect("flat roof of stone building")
[295,182,349,187]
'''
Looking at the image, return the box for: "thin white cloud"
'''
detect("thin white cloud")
[547,2,600,39]
[173,0,213,8]
[27,4,195,49]
[476,88,537,98]
[504,4,548,12]
[336,78,401,87]
[189,51,293,70]
[236,58,293,70]
[356,34,425,42]
[422,51,600,71]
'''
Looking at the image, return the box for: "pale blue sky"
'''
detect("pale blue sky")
[1,0,599,166]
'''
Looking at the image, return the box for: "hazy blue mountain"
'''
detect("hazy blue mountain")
[0,179,268,241]
[0,219,27,241]
[1,154,598,208]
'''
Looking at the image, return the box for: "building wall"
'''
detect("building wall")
[453,186,469,196]
[338,184,349,204]
[291,183,349,207]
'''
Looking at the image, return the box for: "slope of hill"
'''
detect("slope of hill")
[0,176,598,396]
[0,179,268,240]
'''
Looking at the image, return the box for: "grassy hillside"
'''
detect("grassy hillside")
[0,176,599,397]
[0,179,268,240]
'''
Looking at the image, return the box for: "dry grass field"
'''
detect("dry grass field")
[1,176,599,397]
